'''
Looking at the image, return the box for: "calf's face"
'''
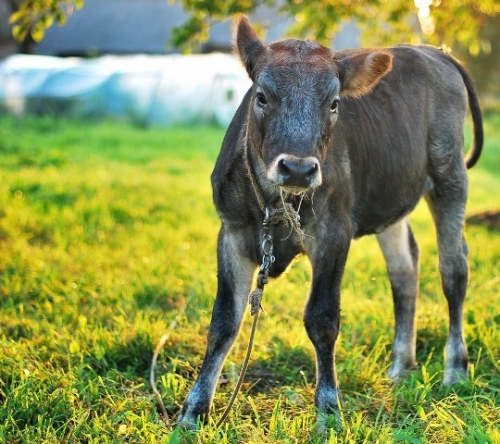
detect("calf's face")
[235,16,393,194]
[254,50,336,194]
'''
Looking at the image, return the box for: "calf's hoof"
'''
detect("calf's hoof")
[443,366,468,386]
[443,347,468,386]
[316,411,343,435]
[176,403,207,431]
[388,359,418,382]
[315,388,342,434]
[175,415,199,431]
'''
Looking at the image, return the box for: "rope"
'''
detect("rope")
[215,211,273,428]
[215,271,267,427]
[154,130,308,429]
[243,133,267,213]
[213,187,306,427]
[243,136,306,245]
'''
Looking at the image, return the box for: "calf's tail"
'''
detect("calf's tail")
[447,56,484,169]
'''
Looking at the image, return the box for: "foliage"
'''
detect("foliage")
[9,0,83,43]
[456,14,500,102]
[168,0,499,54]
[0,115,499,442]
[9,0,500,55]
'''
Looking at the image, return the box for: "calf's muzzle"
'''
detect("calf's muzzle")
[268,154,322,192]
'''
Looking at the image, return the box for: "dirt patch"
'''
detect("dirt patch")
[467,210,500,230]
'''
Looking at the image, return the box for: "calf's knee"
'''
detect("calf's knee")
[304,307,340,348]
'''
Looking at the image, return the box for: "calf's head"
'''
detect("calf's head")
[235,16,393,194]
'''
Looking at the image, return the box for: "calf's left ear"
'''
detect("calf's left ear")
[233,15,265,81]
[335,49,393,98]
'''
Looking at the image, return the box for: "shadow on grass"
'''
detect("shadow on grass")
[218,336,315,396]
[85,331,154,378]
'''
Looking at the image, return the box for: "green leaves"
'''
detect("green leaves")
[9,0,499,56]
[170,0,498,55]
[9,0,85,43]
[169,15,208,51]
[169,0,258,51]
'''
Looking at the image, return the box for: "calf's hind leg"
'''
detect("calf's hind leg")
[376,217,419,380]
[425,179,469,385]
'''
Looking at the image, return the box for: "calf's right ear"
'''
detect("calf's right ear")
[335,49,393,98]
[233,15,265,81]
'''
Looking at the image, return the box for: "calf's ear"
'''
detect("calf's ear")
[335,49,393,98]
[233,15,265,81]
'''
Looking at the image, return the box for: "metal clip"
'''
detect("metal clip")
[263,207,270,228]
[261,234,273,256]
[260,207,275,271]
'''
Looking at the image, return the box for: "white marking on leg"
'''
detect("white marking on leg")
[377,218,418,380]
[377,218,415,275]
[225,231,257,317]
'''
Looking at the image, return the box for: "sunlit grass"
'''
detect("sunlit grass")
[0,114,499,443]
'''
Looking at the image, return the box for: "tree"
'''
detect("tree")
[9,0,499,56]
[457,13,500,102]
[9,0,83,44]
[169,0,499,55]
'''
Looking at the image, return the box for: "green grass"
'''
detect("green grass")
[0,114,499,443]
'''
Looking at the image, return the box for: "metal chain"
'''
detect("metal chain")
[261,207,275,270]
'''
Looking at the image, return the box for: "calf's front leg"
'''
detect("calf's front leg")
[177,228,256,429]
[304,232,350,429]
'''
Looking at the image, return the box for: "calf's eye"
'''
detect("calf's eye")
[331,98,340,114]
[256,92,267,108]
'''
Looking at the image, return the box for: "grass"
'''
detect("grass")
[0,113,499,443]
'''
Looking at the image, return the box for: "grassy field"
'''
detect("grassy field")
[0,114,499,443]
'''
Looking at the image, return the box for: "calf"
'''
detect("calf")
[177,16,483,429]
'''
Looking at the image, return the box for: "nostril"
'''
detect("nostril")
[307,162,318,176]
[278,158,292,175]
